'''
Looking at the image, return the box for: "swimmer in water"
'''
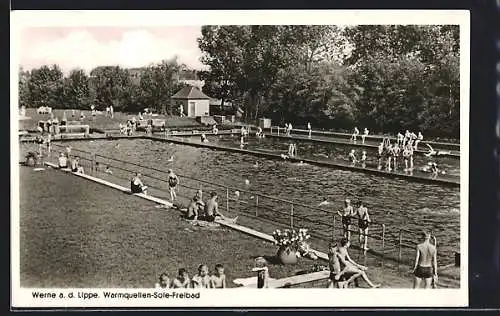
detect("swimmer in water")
[105,165,113,174]
[167,156,174,162]
[201,133,209,143]
[318,197,330,207]
[253,161,259,168]
[280,154,289,160]
[430,162,439,178]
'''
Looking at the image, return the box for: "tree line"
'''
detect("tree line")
[19,25,459,137]
[198,25,459,138]
[19,57,190,115]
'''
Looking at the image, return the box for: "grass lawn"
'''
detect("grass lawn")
[19,166,318,288]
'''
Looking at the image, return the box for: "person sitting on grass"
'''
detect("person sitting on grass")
[58,152,68,169]
[155,273,170,289]
[199,191,238,223]
[130,173,148,195]
[191,264,212,288]
[185,196,202,220]
[24,151,38,167]
[172,268,191,288]
[210,264,227,288]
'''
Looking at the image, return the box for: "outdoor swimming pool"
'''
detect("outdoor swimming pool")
[34,137,460,266]
[185,134,461,178]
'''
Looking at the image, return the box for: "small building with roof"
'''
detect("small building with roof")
[171,86,211,117]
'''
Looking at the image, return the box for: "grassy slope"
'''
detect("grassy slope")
[19,167,317,288]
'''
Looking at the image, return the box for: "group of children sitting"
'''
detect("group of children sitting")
[57,147,85,174]
[155,264,227,289]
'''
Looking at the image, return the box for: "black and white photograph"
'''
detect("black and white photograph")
[11,10,469,308]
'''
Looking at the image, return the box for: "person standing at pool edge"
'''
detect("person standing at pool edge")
[168,169,179,202]
[357,202,371,251]
[412,231,438,289]
[338,199,355,241]
[307,122,312,138]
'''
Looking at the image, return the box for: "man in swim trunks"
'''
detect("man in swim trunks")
[201,191,237,223]
[412,231,438,289]
[385,144,393,171]
[338,199,355,241]
[357,202,371,251]
[337,238,381,288]
[167,169,179,202]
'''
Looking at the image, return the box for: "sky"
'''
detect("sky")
[19,26,206,74]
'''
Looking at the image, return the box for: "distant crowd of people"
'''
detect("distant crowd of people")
[155,264,227,289]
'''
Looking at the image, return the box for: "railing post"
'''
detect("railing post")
[255,195,259,216]
[398,229,403,266]
[381,224,386,268]
[226,187,230,214]
[290,203,294,229]
[332,214,336,242]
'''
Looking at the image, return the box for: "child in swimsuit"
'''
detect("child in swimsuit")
[210,264,226,288]
[155,273,170,289]
[191,264,211,288]
[172,268,191,288]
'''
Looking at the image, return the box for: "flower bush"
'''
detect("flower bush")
[272,228,311,250]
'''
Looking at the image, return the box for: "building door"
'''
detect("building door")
[189,102,196,117]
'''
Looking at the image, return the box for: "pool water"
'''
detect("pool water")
[35,138,460,266]
[188,134,461,178]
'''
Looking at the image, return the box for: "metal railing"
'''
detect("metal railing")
[268,126,460,150]
[39,142,451,269]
